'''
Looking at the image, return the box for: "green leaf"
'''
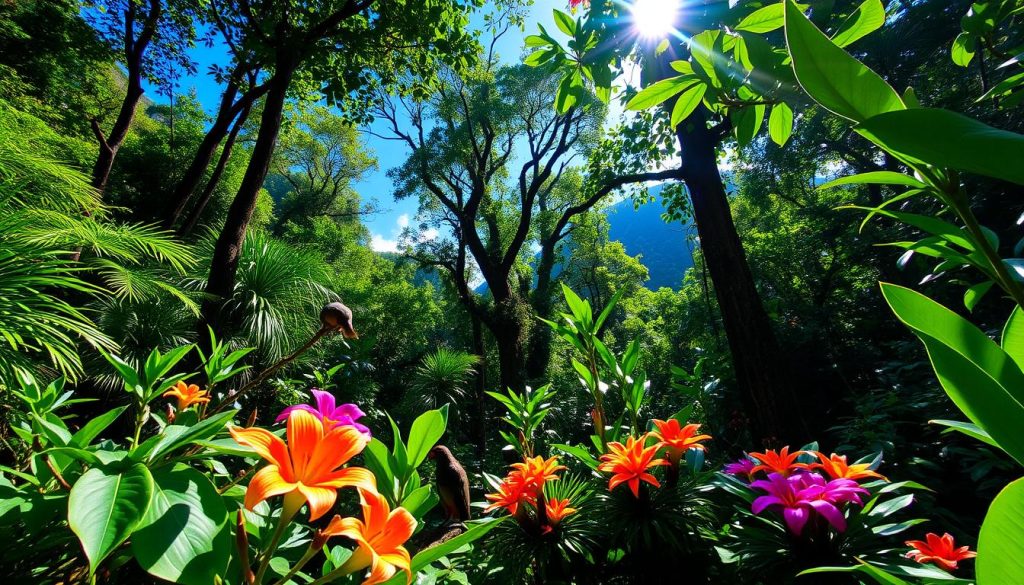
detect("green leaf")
[407,405,449,471]
[69,463,154,574]
[964,280,995,312]
[830,0,886,48]
[524,35,548,48]
[554,72,579,114]
[145,411,236,463]
[818,171,925,190]
[952,33,976,66]
[768,102,794,146]
[732,104,765,148]
[363,437,396,502]
[880,283,1024,466]
[626,76,695,111]
[978,477,1024,584]
[131,466,230,585]
[409,518,506,572]
[71,406,128,448]
[552,9,575,36]
[736,4,784,33]
[930,419,1000,449]
[670,82,707,127]
[399,484,438,518]
[1002,307,1024,373]
[552,443,600,470]
[855,108,1024,186]
[784,0,904,122]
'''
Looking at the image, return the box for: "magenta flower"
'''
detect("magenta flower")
[750,472,868,535]
[276,389,370,437]
[724,457,756,480]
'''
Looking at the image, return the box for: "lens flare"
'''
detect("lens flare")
[630,0,680,39]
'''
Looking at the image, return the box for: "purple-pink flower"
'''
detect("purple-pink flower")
[724,457,756,480]
[276,389,370,437]
[750,472,868,535]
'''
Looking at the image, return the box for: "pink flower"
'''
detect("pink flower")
[724,457,756,480]
[276,389,370,437]
[751,472,868,535]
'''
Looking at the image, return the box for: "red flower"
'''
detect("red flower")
[598,435,668,497]
[905,533,976,571]
[749,447,812,477]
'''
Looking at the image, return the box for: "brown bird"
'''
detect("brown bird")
[429,445,471,524]
[320,301,358,338]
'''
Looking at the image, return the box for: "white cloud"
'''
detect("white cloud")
[370,234,398,253]
[420,227,439,241]
[396,213,410,229]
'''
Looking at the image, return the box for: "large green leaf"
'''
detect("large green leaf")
[1003,307,1024,372]
[930,419,1000,449]
[830,0,886,48]
[977,477,1024,584]
[145,410,236,463]
[818,171,925,190]
[881,283,1024,466]
[856,108,1024,185]
[768,102,794,146]
[406,404,448,471]
[784,0,903,122]
[70,406,127,448]
[670,82,707,127]
[69,463,154,573]
[131,466,231,585]
[736,4,784,33]
[626,76,696,111]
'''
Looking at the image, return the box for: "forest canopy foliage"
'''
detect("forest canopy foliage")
[0,0,1023,584]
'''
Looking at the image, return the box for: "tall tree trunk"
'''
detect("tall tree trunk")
[90,72,144,194]
[199,66,293,341]
[525,240,558,380]
[470,314,488,458]
[674,105,807,445]
[179,101,252,236]
[490,296,528,393]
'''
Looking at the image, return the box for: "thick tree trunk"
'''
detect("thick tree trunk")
[674,105,806,445]
[489,294,528,394]
[525,241,558,380]
[470,314,488,458]
[91,77,144,194]
[199,66,293,341]
[179,102,251,236]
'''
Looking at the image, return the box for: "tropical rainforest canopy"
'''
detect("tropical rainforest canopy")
[1,0,1023,583]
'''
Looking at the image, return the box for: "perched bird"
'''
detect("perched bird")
[320,301,358,338]
[429,445,471,524]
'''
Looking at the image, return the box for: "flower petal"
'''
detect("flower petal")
[297,483,337,521]
[752,495,782,515]
[275,404,319,424]
[319,466,378,492]
[808,499,847,532]
[311,389,337,416]
[783,506,809,535]
[230,426,294,480]
[244,465,295,511]
[287,409,324,477]
[306,427,369,480]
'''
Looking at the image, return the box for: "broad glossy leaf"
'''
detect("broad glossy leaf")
[71,406,128,448]
[964,280,995,311]
[69,463,154,573]
[736,4,784,33]
[131,466,230,585]
[552,443,600,470]
[856,108,1024,185]
[1002,307,1024,372]
[978,477,1024,584]
[407,405,448,470]
[145,411,236,463]
[830,0,885,48]
[951,33,976,66]
[552,9,575,36]
[768,102,794,146]
[626,76,695,111]
[881,283,1024,466]
[930,419,1000,449]
[785,0,903,122]
[818,171,925,190]
[670,82,707,127]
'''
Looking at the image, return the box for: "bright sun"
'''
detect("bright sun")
[630,0,680,39]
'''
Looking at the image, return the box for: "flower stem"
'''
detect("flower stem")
[305,548,370,585]
[253,493,303,584]
[269,544,320,585]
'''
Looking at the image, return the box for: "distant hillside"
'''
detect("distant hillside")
[605,188,695,290]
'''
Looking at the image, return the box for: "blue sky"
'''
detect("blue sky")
[143,0,568,250]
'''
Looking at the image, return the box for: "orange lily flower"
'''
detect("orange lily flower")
[906,532,976,571]
[163,381,210,411]
[651,419,711,465]
[545,497,577,524]
[598,434,669,497]
[511,455,566,494]
[749,447,812,477]
[484,472,536,515]
[322,488,417,585]
[812,452,888,482]
[229,409,376,521]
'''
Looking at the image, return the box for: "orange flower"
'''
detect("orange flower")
[750,447,811,477]
[598,434,668,497]
[544,497,577,524]
[163,381,210,411]
[812,452,888,482]
[322,488,417,585]
[905,533,976,571]
[651,419,711,464]
[511,455,566,494]
[229,409,376,521]
[484,472,536,515]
